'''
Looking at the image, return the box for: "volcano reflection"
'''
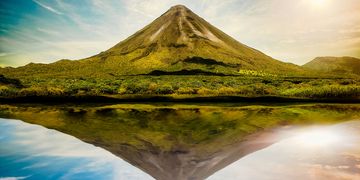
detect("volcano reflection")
[0,103,360,180]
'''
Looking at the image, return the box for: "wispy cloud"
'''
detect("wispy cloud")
[0,176,30,180]
[0,52,9,57]
[125,6,155,18]
[32,0,63,15]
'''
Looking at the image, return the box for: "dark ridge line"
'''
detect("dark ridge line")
[0,74,24,88]
[172,57,239,68]
[145,69,230,76]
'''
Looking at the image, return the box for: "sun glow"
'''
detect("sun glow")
[293,127,345,148]
[309,0,329,8]
[312,0,327,6]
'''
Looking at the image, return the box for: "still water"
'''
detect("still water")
[0,103,359,180]
[0,118,153,180]
[209,121,360,180]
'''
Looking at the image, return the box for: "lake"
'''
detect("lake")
[0,103,359,179]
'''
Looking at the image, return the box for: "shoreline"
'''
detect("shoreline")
[0,95,359,104]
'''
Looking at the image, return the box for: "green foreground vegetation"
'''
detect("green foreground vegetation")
[0,74,359,100]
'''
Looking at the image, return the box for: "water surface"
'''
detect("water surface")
[209,121,360,179]
[0,103,359,179]
[0,118,153,180]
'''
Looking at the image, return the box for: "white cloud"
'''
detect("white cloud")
[37,28,60,36]
[32,0,63,15]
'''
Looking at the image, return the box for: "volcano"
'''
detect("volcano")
[0,5,303,78]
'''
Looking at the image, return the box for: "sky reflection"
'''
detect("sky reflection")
[209,120,360,180]
[0,118,153,180]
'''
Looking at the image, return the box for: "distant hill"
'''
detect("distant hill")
[303,56,360,76]
[0,5,305,78]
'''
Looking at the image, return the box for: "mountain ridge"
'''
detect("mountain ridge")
[303,56,360,76]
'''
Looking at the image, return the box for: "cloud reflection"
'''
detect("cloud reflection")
[209,120,360,180]
[0,118,153,180]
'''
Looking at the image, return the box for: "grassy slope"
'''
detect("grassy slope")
[303,56,360,76]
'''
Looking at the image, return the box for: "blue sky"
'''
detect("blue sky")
[0,0,359,67]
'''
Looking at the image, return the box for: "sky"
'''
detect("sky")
[0,0,359,67]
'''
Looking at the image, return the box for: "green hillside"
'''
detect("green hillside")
[303,56,360,76]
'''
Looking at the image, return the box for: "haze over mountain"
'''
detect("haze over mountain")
[0,5,305,78]
[303,56,360,76]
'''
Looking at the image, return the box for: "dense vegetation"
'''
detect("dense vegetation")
[0,74,359,100]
